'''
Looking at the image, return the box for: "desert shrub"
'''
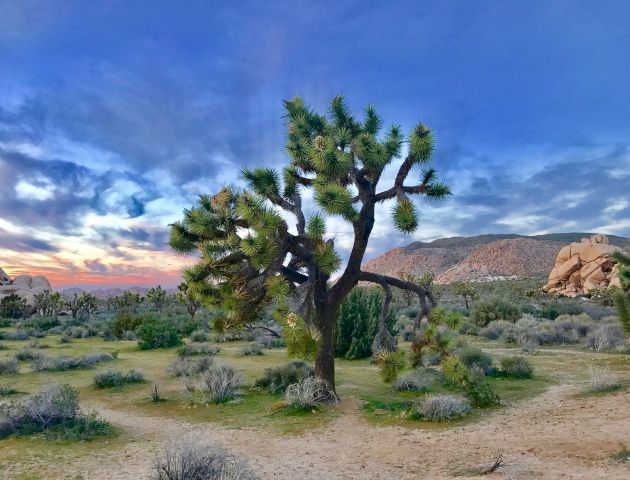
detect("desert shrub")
[335,287,397,359]
[458,318,480,335]
[14,348,46,361]
[137,316,182,350]
[479,320,514,340]
[178,316,208,337]
[464,380,500,407]
[471,298,520,326]
[0,342,7,350]
[255,335,286,349]
[28,340,49,349]
[457,346,495,375]
[177,343,219,357]
[499,356,534,378]
[375,350,406,384]
[589,286,620,307]
[415,394,470,421]
[153,433,259,480]
[392,368,437,392]
[555,313,594,337]
[69,326,89,339]
[584,367,622,393]
[0,384,112,440]
[198,362,243,404]
[59,333,73,344]
[21,316,60,332]
[254,360,314,393]
[239,343,263,356]
[31,351,114,372]
[0,385,19,396]
[168,356,214,377]
[539,301,582,320]
[189,329,209,342]
[0,358,19,375]
[113,311,145,337]
[285,376,338,409]
[586,324,629,352]
[3,330,30,341]
[93,368,145,388]
[121,330,137,341]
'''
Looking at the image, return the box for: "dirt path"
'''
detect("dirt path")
[78,384,630,480]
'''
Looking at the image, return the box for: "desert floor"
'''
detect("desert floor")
[1,340,629,479]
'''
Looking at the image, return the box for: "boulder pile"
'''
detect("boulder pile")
[544,234,622,296]
[0,267,53,306]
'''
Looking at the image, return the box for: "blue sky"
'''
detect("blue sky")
[1,0,629,287]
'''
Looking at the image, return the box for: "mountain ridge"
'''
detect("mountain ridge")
[364,232,630,284]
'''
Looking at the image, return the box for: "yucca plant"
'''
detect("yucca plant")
[169,96,450,391]
[612,251,630,337]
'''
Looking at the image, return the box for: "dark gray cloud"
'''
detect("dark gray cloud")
[0,232,58,253]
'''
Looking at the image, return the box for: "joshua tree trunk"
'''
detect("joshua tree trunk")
[314,303,337,391]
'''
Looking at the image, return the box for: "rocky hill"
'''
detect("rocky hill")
[362,233,630,284]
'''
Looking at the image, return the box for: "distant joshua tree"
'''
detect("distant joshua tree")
[0,294,28,319]
[177,282,202,320]
[453,281,478,311]
[114,291,142,313]
[66,292,98,320]
[170,96,449,391]
[146,285,168,314]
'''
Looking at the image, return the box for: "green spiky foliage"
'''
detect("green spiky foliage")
[335,287,397,359]
[170,96,450,390]
[612,251,630,336]
[146,285,168,314]
[410,306,461,367]
[177,282,202,321]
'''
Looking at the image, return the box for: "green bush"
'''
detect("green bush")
[189,329,209,342]
[499,356,534,378]
[239,342,264,356]
[335,287,397,359]
[539,301,582,320]
[471,297,520,326]
[464,380,500,407]
[20,316,60,331]
[113,311,145,338]
[457,346,495,375]
[176,343,219,357]
[136,316,182,350]
[254,360,314,393]
[0,358,18,375]
[0,384,112,440]
[93,368,145,388]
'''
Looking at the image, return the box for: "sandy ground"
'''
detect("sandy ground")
[73,383,630,480]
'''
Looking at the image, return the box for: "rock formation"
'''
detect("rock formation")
[544,234,622,296]
[0,268,53,307]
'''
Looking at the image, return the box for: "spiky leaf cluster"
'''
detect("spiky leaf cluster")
[169,186,286,326]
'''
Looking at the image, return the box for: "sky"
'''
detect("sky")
[1,0,629,289]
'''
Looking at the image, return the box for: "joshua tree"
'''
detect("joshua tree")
[177,282,202,321]
[613,251,630,336]
[65,292,98,320]
[114,291,142,313]
[146,285,168,314]
[170,96,449,390]
[34,290,64,317]
[453,281,477,311]
[0,294,28,319]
